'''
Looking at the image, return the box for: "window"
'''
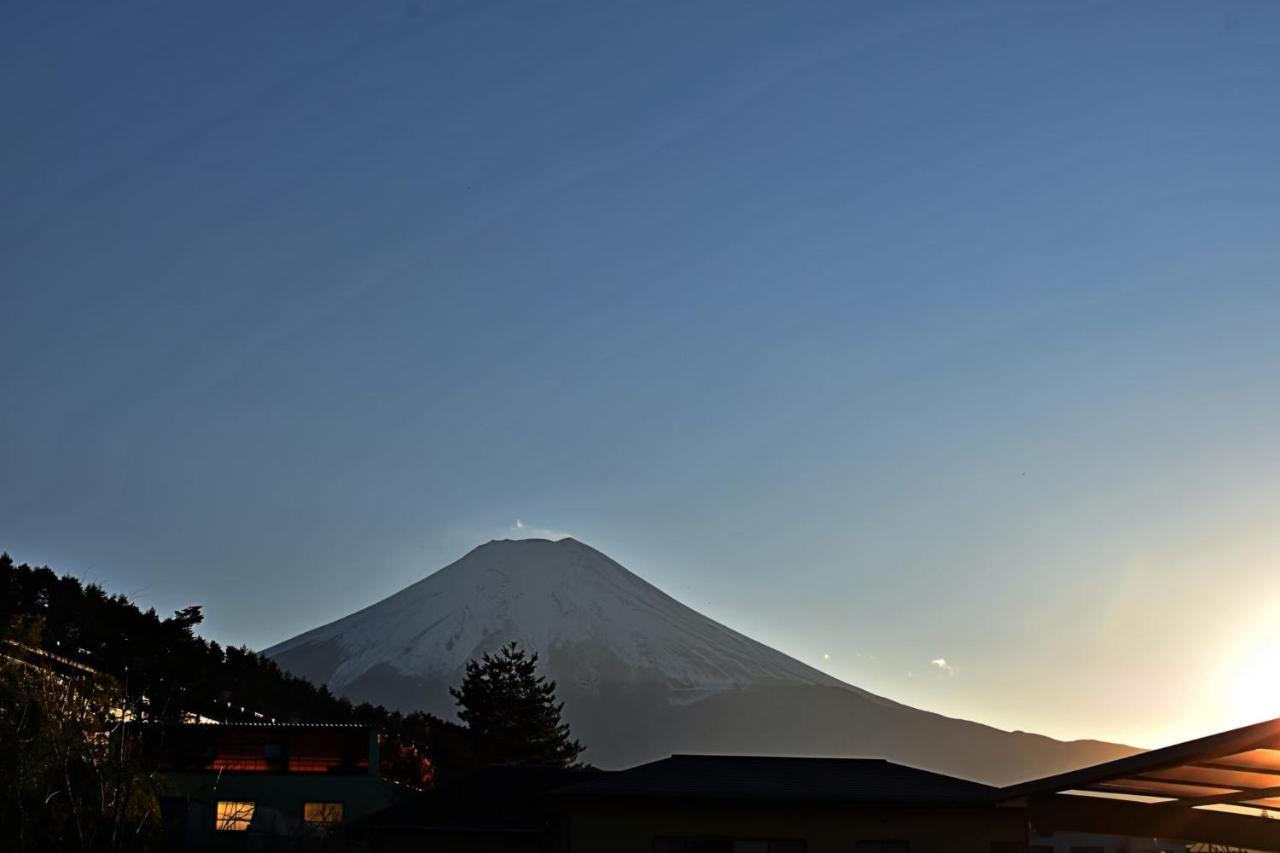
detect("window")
[856,843,909,853]
[1069,848,1104,853]
[992,845,1026,853]
[303,802,344,828]
[215,801,255,831]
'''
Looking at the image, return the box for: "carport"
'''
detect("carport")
[1001,717,1280,850]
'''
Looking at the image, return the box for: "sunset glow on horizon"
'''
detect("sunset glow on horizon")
[1223,624,1280,736]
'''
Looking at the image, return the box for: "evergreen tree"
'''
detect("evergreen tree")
[0,552,436,786]
[450,642,584,767]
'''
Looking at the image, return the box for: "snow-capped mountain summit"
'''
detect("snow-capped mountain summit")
[265,537,1133,783]
[269,537,851,695]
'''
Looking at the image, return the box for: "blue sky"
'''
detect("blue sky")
[4,0,1280,747]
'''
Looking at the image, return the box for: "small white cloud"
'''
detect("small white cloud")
[507,520,573,541]
[930,658,955,676]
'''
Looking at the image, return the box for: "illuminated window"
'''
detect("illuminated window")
[304,802,344,828]
[215,801,255,831]
[856,843,908,853]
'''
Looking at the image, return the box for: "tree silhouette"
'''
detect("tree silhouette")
[450,642,584,767]
[0,619,164,852]
[0,553,436,787]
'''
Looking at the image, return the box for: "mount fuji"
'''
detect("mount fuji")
[264,537,1133,783]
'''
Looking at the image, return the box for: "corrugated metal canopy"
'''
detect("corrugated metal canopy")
[1003,717,1280,809]
[1002,717,1280,849]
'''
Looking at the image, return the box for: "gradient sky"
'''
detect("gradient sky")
[4,0,1280,750]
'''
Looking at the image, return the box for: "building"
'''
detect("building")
[550,719,1280,852]
[1025,832,1186,853]
[361,764,598,853]
[553,754,1027,853]
[345,717,1280,853]
[144,722,424,850]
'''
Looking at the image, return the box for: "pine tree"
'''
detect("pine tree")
[449,642,584,767]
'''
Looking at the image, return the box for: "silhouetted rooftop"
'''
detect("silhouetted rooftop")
[364,764,602,830]
[555,754,999,804]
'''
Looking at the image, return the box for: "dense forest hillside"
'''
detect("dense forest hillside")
[0,553,438,749]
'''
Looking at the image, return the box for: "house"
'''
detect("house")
[142,722,424,850]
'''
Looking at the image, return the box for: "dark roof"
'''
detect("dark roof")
[555,755,999,805]
[364,765,601,830]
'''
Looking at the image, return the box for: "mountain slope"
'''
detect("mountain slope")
[264,538,1134,783]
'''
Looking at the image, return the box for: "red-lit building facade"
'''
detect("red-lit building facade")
[146,722,424,850]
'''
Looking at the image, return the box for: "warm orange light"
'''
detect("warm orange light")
[215,801,255,831]
[303,802,344,828]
